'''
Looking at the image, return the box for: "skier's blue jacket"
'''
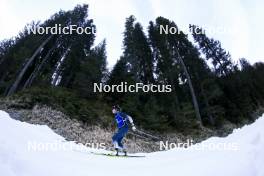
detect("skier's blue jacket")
[114,112,129,128]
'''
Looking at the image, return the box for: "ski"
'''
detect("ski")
[90,152,145,158]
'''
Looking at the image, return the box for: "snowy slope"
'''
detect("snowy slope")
[0,110,263,176]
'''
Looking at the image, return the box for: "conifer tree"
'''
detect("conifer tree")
[190,25,235,76]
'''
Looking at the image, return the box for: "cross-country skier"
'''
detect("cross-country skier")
[112,105,136,156]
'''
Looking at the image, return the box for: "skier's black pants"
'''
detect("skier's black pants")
[112,124,129,148]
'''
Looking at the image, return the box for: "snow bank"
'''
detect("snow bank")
[0,110,263,176]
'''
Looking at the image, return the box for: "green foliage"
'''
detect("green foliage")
[1,5,264,134]
[13,86,112,125]
[191,25,235,76]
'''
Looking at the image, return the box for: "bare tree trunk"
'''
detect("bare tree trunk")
[23,45,56,89]
[201,85,214,125]
[174,48,203,126]
[51,47,70,86]
[51,68,61,86]
[6,35,52,96]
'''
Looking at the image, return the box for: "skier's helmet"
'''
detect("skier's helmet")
[112,105,121,112]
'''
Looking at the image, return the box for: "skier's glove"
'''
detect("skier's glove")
[132,124,136,131]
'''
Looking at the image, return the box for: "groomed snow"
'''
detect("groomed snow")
[0,110,263,176]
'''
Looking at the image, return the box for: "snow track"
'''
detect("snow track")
[0,110,263,176]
